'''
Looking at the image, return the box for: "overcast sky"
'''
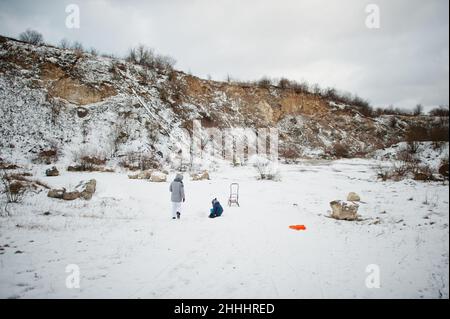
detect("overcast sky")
[0,0,448,111]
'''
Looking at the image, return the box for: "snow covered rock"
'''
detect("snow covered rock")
[330,200,360,221]
[191,170,210,181]
[63,191,81,201]
[47,188,65,199]
[45,166,59,177]
[77,179,97,200]
[149,171,167,182]
[128,170,153,180]
[47,179,96,200]
[347,192,361,202]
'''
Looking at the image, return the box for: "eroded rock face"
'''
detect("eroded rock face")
[347,192,361,202]
[1,35,440,165]
[48,77,116,105]
[191,170,210,181]
[330,200,360,221]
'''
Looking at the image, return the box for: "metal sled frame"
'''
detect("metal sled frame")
[228,183,240,207]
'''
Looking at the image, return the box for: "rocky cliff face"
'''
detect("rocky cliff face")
[0,35,438,168]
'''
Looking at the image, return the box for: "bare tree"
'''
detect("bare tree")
[59,38,70,49]
[19,29,44,45]
[89,47,99,56]
[1,170,27,216]
[126,45,155,67]
[278,78,291,89]
[312,83,322,95]
[155,53,176,70]
[126,45,176,71]
[71,41,84,54]
[257,76,272,89]
[429,105,449,117]
[413,104,424,116]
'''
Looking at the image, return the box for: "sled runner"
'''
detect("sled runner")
[228,183,240,207]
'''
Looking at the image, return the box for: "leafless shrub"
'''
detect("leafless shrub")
[168,70,178,82]
[70,148,109,172]
[1,171,27,215]
[250,156,280,181]
[332,143,349,158]
[429,125,449,142]
[154,54,176,71]
[413,104,424,116]
[429,105,449,117]
[392,162,411,179]
[0,160,20,170]
[8,173,50,189]
[127,45,154,66]
[278,78,291,89]
[388,116,398,128]
[257,76,272,89]
[376,165,391,182]
[119,152,160,171]
[438,159,449,180]
[109,59,125,81]
[291,81,310,94]
[71,41,84,55]
[376,162,410,182]
[377,152,441,183]
[34,148,59,165]
[19,29,44,45]
[59,38,70,49]
[160,87,170,103]
[396,148,419,164]
[89,47,99,56]
[126,45,176,72]
[405,125,428,154]
[413,165,435,182]
[311,83,322,95]
[280,147,300,162]
[378,105,412,116]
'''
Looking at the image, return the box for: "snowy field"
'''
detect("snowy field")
[0,159,448,299]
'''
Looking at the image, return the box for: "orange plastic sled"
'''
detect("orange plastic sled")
[289,225,306,231]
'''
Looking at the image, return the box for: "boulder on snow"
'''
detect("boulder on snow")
[47,188,65,199]
[63,191,81,201]
[77,179,96,200]
[191,170,210,181]
[128,170,153,180]
[330,200,360,221]
[47,179,96,201]
[347,192,361,202]
[149,171,167,182]
[45,166,59,177]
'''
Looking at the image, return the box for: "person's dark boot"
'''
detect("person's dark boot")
[176,212,181,219]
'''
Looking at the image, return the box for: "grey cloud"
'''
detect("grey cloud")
[0,0,448,111]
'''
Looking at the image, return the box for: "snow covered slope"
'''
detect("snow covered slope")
[0,160,448,298]
[0,35,441,167]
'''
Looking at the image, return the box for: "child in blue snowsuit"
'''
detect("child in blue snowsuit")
[209,198,223,218]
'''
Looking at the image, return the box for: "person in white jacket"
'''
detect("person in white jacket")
[169,173,185,219]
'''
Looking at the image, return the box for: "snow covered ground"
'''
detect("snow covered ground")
[0,159,448,299]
